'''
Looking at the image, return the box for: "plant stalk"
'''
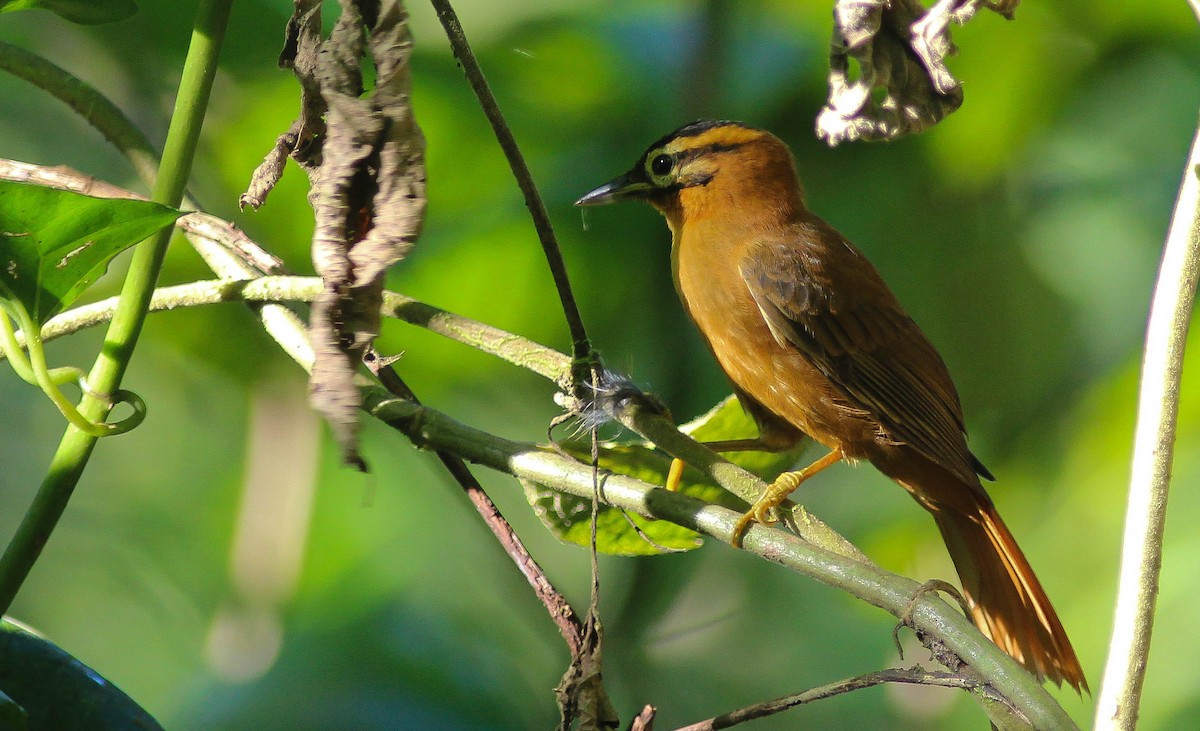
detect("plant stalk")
[1093,110,1200,730]
[0,0,233,615]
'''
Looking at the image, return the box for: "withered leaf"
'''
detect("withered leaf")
[245,0,426,466]
[817,0,1019,145]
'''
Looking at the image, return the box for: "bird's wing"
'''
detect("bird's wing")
[739,228,987,485]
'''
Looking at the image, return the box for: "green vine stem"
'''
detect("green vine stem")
[0,0,233,615]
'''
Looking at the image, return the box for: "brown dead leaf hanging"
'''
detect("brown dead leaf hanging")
[817,0,1019,145]
[243,0,426,467]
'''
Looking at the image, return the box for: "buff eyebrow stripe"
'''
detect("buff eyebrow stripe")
[675,141,745,163]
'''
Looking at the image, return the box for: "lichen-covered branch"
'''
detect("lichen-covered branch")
[0,159,1076,727]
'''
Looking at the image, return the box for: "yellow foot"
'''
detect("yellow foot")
[666,458,686,492]
[730,470,804,547]
[729,448,845,548]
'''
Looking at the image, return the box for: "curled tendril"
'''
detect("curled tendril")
[0,297,145,437]
[98,388,147,435]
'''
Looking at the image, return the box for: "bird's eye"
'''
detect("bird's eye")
[650,154,673,177]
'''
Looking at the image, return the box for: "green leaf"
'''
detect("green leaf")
[0,619,163,730]
[0,179,181,324]
[525,396,810,556]
[521,444,724,557]
[680,394,809,479]
[0,0,137,24]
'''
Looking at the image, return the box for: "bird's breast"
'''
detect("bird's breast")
[673,225,878,453]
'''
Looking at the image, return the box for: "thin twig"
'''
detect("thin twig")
[630,705,656,731]
[673,668,981,731]
[365,351,585,654]
[429,0,592,365]
[1094,113,1200,728]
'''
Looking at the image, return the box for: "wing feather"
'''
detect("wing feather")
[740,232,985,485]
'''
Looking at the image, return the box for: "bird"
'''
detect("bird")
[575,120,1086,691]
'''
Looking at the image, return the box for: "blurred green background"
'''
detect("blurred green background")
[2,1,1200,728]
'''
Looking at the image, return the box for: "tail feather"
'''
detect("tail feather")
[934,504,1088,692]
[887,459,1088,692]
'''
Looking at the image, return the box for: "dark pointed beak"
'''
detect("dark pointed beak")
[574,172,652,206]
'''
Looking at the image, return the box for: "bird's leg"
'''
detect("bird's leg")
[731,448,844,547]
[665,438,776,492]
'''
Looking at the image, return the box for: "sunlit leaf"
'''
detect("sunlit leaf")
[525,396,809,556]
[0,179,181,325]
[0,619,163,730]
[0,0,136,24]
[680,394,809,479]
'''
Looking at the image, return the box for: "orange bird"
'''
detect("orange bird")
[576,120,1086,691]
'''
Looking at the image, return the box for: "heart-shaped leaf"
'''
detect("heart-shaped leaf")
[527,395,809,555]
[0,179,181,325]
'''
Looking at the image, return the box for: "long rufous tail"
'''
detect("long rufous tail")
[890,460,1088,692]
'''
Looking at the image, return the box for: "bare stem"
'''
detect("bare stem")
[365,353,585,653]
[1094,111,1200,729]
[673,668,983,731]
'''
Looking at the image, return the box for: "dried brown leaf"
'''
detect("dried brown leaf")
[244,0,425,465]
[817,0,1019,145]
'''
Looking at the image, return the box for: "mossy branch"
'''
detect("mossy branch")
[0,261,1075,729]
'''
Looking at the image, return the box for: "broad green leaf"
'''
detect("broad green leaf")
[0,179,181,324]
[0,618,163,730]
[0,0,136,24]
[526,396,810,556]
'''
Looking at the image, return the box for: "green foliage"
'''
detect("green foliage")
[0,2,1198,729]
[0,179,180,325]
[521,449,709,556]
[0,689,27,731]
[0,0,136,25]
[525,395,806,555]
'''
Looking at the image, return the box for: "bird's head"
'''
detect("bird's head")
[575,120,804,223]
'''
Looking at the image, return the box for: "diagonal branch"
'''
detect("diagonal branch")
[672,667,995,731]
[0,41,164,199]
[364,352,586,654]
[0,159,1077,729]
